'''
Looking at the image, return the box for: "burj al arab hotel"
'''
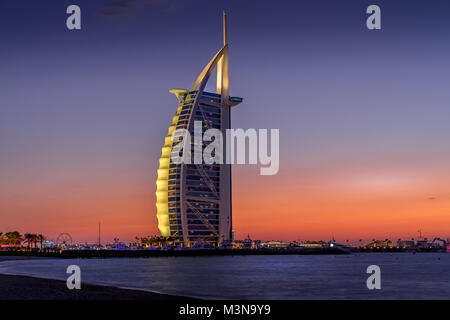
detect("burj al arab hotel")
[156,12,243,247]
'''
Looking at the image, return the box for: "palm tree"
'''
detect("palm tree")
[37,234,45,250]
[24,233,33,249]
[5,231,23,247]
[32,234,38,249]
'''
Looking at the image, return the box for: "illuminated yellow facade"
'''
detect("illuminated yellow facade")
[155,96,185,237]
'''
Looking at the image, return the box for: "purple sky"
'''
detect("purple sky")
[1,0,450,242]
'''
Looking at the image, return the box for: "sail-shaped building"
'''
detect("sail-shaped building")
[156,12,242,247]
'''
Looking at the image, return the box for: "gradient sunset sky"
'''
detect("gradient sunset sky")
[1,0,450,243]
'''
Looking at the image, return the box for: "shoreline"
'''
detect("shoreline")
[0,256,194,300]
[1,247,446,260]
[0,247,351,259]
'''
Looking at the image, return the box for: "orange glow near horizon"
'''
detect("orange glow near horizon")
[2,156,450,244]
[233,163,450,242]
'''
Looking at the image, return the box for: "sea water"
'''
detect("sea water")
[0,253,449,299]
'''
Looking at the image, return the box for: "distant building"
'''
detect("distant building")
[298,240,327,248]
[233,241,244,249]
[42,240,56,249]
[416,239,429,248]
[364,239,393,249]
[397,240,415,248]
[234,235,253,249]
[261,241,290,249]
[253,240,262,250]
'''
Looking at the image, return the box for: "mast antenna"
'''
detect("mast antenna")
[223,10,227,45]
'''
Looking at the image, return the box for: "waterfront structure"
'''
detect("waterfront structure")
[156,12,242,247]
[234,235,253,249]
[363,239,393,249]
[261,241,291,249]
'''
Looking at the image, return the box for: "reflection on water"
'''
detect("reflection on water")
[0,253,449,299]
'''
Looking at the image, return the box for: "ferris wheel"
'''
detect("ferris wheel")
[56,232,73,246]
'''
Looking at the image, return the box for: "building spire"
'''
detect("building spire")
[223,10,227,46]
[217,11,229,96]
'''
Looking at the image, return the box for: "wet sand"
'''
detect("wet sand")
[0,256,193,300]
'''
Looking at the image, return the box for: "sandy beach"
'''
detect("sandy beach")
[0,256,193,300]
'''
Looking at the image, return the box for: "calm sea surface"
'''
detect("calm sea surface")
[0,253,449,299]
